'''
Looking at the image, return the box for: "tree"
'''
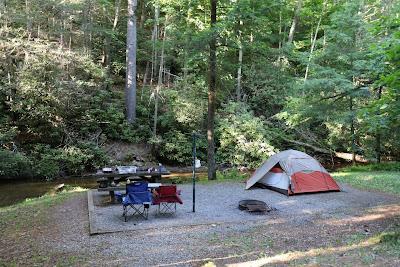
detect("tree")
[288,0,302,44]
[126,0,138,123]
[207,0,217,180]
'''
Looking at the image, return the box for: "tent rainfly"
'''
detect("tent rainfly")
[246,150,340,195]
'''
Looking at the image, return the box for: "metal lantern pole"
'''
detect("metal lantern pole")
[192,132,196,212]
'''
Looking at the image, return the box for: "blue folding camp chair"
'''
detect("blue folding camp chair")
[122,181,152,221]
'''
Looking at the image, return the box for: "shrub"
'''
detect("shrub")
[216,102,276,168]
[158,130,206,164]
[30,143,109,180]
[0,149,32,179]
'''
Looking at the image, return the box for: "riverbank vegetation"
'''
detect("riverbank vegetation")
[1,0,399,180]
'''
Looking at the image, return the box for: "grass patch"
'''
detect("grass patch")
[0,186,87,266]
[0,186,86,232]
[252,226,400,266]
[340,162,400,172]
[332,171,400,195]
[379,229,400,257]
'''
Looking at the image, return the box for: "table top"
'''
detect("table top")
[97,183,162,191]
[89,170,170,179]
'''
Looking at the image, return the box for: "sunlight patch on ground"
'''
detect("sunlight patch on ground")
[152,252,256,267]
[226,236,380,267]
[324,204,400,226]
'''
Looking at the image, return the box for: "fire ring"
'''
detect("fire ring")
[238,199,273,212]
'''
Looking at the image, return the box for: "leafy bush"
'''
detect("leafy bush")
[340,162,400,172]
[0,149,32,179]
[216,102,276,168]
[158,130,206,164]
[30,143,109,180]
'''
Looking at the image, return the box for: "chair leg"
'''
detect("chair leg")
[123,204,151,220]
[123,206,128,222]
[159,202,177,214]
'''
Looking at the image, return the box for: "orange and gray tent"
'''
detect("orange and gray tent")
[246,150,340,195]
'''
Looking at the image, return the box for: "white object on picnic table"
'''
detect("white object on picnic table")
[116,166,137,174]
[102,167,113,173]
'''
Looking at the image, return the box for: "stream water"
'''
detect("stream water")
[0,178,99,208]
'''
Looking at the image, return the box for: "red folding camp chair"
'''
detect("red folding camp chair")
[152,185,183,214]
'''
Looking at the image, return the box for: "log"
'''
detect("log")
[286,139,331,154]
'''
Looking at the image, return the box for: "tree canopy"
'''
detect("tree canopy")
[0,0,399,179]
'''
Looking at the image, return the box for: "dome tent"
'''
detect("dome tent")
[245,150,340,195]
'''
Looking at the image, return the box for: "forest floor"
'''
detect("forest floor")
[0,172,399,266]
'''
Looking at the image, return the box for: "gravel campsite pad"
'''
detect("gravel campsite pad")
[89,182,399,234]
[2,181,399,266]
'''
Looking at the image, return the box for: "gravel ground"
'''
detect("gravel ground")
[90,182,398,234]
[10,181,399,266]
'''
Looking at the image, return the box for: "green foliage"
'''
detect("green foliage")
[216,102,276,168]
[29,143,108,179]
[0,150,32,179]
[158,130,207,164]
[380,231,400,250]
[158,130,193,164]
[340,162,400,172]
[1,0,400,176]
[216,169,248,181]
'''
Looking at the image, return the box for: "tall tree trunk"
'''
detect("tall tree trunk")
[236,35,242,102]
[207,0,217,181]
[0,0,7,34]
[139,0,146,28]
[83,0,93,55]
[113,0,121,31]
[60,10,65,49]
[376,86,382,163]
[142,23,156,96]
[304,15,322,81]
[288,0,302,44]
[278,10,282,50]
[104,0,121,83]
[183,0,192,78]
[141,61,150,99]
[25,0,32,40]
[150,4,160,86]
[126,0,138,123]
[153,17,168,137]
[68,23,73,50]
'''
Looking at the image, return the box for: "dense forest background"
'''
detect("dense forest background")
[0,0,399,179]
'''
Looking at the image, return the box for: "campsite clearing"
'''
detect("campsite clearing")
[1,171,399,266]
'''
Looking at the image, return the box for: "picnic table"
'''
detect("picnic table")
[92,169,170,202]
